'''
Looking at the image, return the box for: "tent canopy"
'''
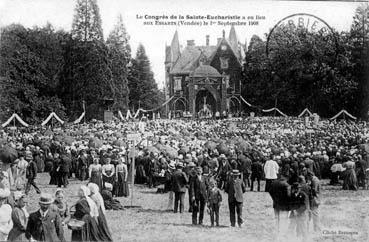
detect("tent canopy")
[262,108,288,117]
[1,113,29,128]
[41,112,64,126]
[73,112,85,124]
[298,108,313,118]
[329,109,356,121]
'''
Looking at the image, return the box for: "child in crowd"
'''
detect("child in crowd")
[207,179,222,227]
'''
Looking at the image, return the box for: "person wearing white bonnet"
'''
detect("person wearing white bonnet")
[71,186,101,242]
[0,187,12,241]
[78,185,99,220]
[87,183,113,241]
[87,183,106,215]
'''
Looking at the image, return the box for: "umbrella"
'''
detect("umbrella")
[88,138,103,149]
[114,132,124,138]
[204,141,217,150]
[146,146,160,154]
[162,145,178,159]
[0,146,18,164]
[179,146,190,153]
[359,144,369,153]
[61,135,75,145]
[216,143,229,155]
[95,132,105,139]
[44,130,53,136]
[113,140,125,147]
[236,140,252,153]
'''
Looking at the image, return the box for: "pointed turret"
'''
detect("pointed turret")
[228,25,238,53]
[170,30,181,64]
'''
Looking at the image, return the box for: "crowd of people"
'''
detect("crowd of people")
[0,116,368,241]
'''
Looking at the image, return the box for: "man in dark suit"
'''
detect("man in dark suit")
[225,170,246,227]
[26,193,65,241]
[186,162,197,212]
[238,152,252,188]
[189,166,209,225]
[58,153,71,188]
[171,162,189,213]
[217,154,231,190]
[25,158,41,195]
[250,159,264,192]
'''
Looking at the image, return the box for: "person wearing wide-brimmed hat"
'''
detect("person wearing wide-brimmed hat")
[217,154,231,190]
[26,193,65,242]
[224,170,246,227]
[171,162,189,213]
[288,182,309,242]
[0,187,12,241]
[189,166,209,225]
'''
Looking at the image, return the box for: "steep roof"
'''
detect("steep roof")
[170,30,180,64]
[207,38,242,67]
[169,27,244,74]
[170,45,216,75]
[192,65,222,77]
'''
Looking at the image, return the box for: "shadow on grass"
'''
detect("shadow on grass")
[161,222,229,228]
[136,208,174,214]
[139,190,168,194]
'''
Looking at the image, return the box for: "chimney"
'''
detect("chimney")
[187,40,195,46]
[206,35,210,46]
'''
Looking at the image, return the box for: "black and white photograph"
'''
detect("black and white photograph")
[0,0,368,241]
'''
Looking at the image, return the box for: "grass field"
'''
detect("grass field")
[24,173,369,242]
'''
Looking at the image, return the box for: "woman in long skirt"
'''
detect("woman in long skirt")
[115,157,129,197]
[88,183,113,242]
[71,186,100,242]
[89,158,103,191]
[102,158,115,190]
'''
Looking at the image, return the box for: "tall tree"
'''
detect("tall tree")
[350,3,369,119]
[71,0,104,42]
[0,24,67,123]
[106,14,131,112]
[129,44,162,110]
[59,39,112,120]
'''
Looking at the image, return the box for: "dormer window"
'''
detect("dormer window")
[220,57,229,70]
[174,77,182,91]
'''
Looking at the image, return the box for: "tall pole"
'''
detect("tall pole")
[131,139,136,207]
[83,100,86,124]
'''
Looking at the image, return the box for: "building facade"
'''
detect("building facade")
[165,26,246,118]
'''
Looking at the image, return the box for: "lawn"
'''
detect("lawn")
[24,173,368,242]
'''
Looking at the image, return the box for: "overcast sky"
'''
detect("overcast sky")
[0,0,362,89]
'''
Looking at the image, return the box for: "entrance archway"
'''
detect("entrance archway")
[229,97,241,113]
[172,98,187,117]
[195,90,216,117]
